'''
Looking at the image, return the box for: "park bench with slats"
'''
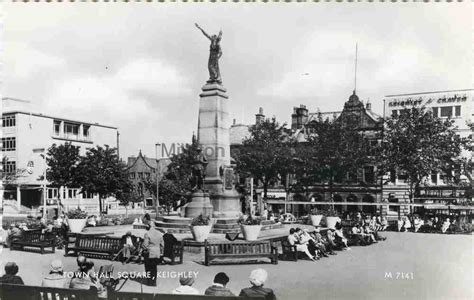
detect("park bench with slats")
[0,284,249,300]
[204,240,278,266]
[65,235,122,259]
[10,230,56,254]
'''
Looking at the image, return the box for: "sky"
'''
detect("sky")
[1,3,472,160]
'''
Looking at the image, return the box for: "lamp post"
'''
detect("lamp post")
[33,148,47,218]
[155,143,161,216]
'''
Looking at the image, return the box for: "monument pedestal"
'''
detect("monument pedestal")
[197,83,241,218]
[184,191,214,218]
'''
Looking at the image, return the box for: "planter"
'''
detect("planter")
[241,225,262,241]
[325,217,340,229]
[191,225,212,242]
[310,215,323,226]
[68,219,87,233]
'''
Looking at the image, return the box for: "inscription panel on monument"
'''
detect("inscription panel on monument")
[224,168,234,190]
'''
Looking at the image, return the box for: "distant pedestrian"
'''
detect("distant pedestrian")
[171,275,200,295]
[0,262,24,285]
[239,268,276,300]
[204,272,235,296]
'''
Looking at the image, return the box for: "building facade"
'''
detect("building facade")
[2,97,119,216]
[382,89,473,216]
[126,151,170,209]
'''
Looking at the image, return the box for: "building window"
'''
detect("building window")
[130,173,136,179]
[64,122,80,139]
[145,172,151,179]
[364,166,375,184]
[83,125,90,138]
[432,107,438,118]
[455,106,461,117]
[2,137,16,151]
[4,161,16,173]
[391,110,398,117]
[2,115,16,127]
[431,172,438,184]
[54,120,61,136]
[440,106,453,118]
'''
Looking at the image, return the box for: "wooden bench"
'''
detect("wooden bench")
[280,237,299,261]
[204,240,278,266]
[0,283,94,300]
[10,230,56,254]
[165,241,184,265]
[0,284,248,300]
[65,235,122,259]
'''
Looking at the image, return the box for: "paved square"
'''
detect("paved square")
[1,231,471,300]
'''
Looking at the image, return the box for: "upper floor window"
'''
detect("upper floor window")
[2,137,16,151]
[83,125,90,138]
[440,106,453,118]
[432,107,438,118]
[2,115,16,127]
[391,110,398,117]
[129,173,136,179]
[64,122,79,139]
[455,106,461,117]
[145,172,151,179]
[54,120,61,136]
[4,161,16,173]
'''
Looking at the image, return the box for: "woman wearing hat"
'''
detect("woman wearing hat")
[171,275,200,295]
[239,269,276,300]
[42,260,68,288]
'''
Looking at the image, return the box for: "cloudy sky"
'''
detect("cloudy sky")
[2,3,472,159]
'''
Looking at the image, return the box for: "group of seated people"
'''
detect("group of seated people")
[287,220,388,261]
[402,215,466,234]
[346,212,390,232]
[0,259,277,299]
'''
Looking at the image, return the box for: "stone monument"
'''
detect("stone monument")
[185,24,241,219]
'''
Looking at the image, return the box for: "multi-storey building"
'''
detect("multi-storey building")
[383,89,473,216]
[2,97,119,215]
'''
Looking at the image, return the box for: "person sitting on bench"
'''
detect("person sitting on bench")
[0,262,24,285]
[120,231,139,262]
[239,268,276,300]
[310,228,337,255]
[334,223,351,250]
[351,223,371,246]
[163,230,179,263]
[288,228,317,261]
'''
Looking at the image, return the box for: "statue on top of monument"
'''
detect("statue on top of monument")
[191,147,208,191]
[195,23,223,84]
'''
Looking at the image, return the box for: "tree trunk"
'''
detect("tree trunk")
[98,195,103,215]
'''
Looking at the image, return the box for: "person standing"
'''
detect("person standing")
[142,224,164,286]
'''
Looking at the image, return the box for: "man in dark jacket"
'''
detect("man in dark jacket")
[0,262,24,285]
[204,272,235,296]
[239,269,276,300]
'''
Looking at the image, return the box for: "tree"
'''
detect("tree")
[75,145,132,213]
[46,143,81,209]
[302,113,371,205]
[143,142,198,214]
[380,107,464,208]
[234,118,294,199]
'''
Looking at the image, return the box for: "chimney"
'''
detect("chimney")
[233,118,236,126]
[255,107,265,125]
[366,100,372,111]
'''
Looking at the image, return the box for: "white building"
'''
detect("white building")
[382,89,473,216]
[2,97,121,216]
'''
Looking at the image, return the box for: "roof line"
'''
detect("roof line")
[3,110,118,130]
[385,89,473,97]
